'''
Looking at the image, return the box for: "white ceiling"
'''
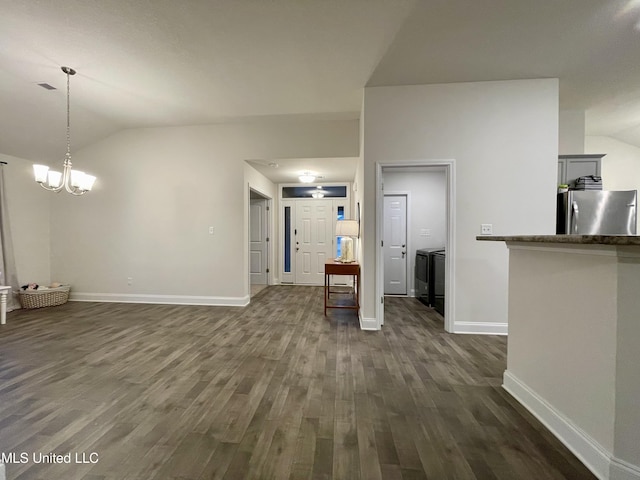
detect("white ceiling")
[2,0,640,181]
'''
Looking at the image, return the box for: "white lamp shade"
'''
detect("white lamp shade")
[81,174,97,191]
[70,170,85,188]
[33,164,49,183]
[47,170,62,188]
[335,220,359,237]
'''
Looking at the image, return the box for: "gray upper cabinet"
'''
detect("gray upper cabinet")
[558,154,604,187]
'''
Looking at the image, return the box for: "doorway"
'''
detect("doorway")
[249,189,271,297]
[281,195,350,285]
[376,161,455,332]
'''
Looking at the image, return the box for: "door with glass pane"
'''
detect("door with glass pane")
[281,198,350,286]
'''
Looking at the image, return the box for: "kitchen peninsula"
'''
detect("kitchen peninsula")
[478,235,640,480]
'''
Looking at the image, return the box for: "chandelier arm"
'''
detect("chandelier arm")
[37,183,64,193]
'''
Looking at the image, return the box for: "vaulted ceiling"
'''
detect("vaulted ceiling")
[2,0,640,165]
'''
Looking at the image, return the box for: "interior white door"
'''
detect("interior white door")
[295,200,333,285]
[384,195,407,295]
[250,199,268,285]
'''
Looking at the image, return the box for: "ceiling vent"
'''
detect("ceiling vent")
[37,83,56,90]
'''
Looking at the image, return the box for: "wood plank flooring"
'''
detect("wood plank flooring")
[0,286,595,480]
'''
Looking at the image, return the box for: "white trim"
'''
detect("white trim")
[445,161,456,334]
[611,458,640,480]
[375,164,385,327]
[375,160,456,332]
[453,321,507,335]
[359,315,379,331]
[503,370,611,480]
[0,462,5,480]
[70,292,250,307]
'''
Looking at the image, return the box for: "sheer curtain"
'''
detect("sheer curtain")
[0,162,19,311]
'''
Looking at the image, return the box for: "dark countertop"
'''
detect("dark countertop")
[476,235,640,245]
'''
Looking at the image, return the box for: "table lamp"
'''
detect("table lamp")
[335,220,359,262]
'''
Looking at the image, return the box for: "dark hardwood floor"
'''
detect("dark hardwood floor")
[0,286,595,480]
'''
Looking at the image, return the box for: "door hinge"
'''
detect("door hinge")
[381,240,384,247]
[266,237,269,242]
[381,296,384,304]
[294,229,297,235]
[266,206,270,211]
[266,268,270,273]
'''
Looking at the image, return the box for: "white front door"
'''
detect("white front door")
[384,195,407,295]
[295,200,332,285]
[250,199,268,285]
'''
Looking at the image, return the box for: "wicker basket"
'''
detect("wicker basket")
[18,285,71,309]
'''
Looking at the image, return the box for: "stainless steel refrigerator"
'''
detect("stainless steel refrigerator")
[556,190,637,234]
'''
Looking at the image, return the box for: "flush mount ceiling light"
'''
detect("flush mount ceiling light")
[298,171,316,183]
[33,66,97,195]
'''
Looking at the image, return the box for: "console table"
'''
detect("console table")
[324,260,360,316]
[0,285,11,325]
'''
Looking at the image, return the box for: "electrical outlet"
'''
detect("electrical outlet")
[420,229,431,237]
[127,277,133,285]
[481,224,493,235]
[209,226,215,235]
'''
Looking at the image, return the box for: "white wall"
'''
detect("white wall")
[505,243,640,479]
[559,110,585,155]
[383,169,446,296]
[362,79,559,332]
[586,135,640,233]
[1,153,51,287]
[50,119,358,304]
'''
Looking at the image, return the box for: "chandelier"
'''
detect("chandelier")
[33,66,97,195]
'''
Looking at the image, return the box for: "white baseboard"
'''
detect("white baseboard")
[503,370,614,480]
[70,292,250,307]
[359,315,379,331]
[611,458,640,480]
[453,321,508,335]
